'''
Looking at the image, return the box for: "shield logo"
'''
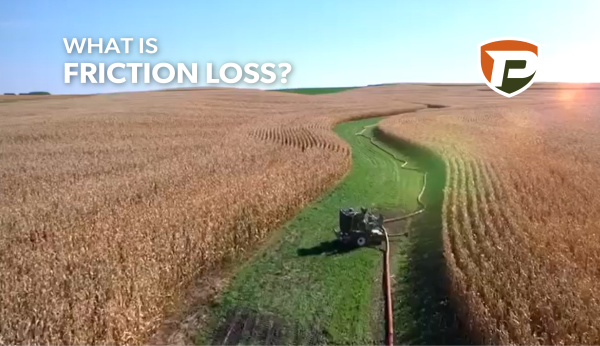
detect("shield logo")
[478,37,539,98]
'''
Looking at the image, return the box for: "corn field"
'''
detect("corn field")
[380,91,600,344]
[2,84,599,345]
[0,88,420,345]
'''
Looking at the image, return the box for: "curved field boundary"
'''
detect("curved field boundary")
[250,126,348,153]
[355,124,427,225]
[202,117,425,345]
[202,110,466,345]
[374,124,467,345]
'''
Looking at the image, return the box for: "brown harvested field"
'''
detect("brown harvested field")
[380,86,600,344]
[0,88,420,344]
[2,84,600,345]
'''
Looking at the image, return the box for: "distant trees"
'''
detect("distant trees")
[26,91,51,95]
[3,92,51,96]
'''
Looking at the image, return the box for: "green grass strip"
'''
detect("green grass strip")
[202,117,424,344]
[274,87,358,95]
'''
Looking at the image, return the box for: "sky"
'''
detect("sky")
[1,0,599,94]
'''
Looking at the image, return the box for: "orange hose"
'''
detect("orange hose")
[383,226,393,346]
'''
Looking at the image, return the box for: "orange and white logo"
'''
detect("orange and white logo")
[479,37,539,97]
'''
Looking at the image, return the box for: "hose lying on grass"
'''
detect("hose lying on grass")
[355,122,429,346]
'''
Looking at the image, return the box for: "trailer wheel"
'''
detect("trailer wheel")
[356,236,367,247]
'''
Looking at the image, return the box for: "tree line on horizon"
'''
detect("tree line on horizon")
[3,91,51,96]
